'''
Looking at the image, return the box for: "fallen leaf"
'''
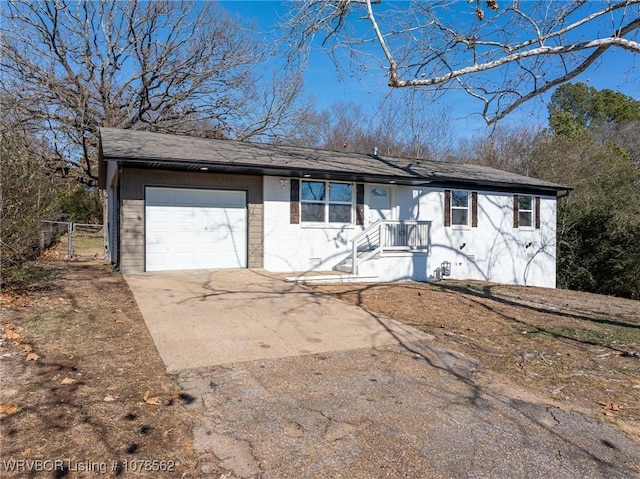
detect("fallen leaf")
[3,330,21,340]
[103,395,116,402]
[597,401,623,411]
[21,449,31,455]
[170,390,183,400]
[26,353,39,361]
[0,402,19,415]
[142,389,161,405]
[60,377,76,385]
[144,396,162,406]
[22,344,33,353]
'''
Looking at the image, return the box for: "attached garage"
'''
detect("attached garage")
[145,186,247,272]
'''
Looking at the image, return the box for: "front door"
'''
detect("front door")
[368,186,391,223]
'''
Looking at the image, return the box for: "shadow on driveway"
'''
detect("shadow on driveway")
[125,269,431,371]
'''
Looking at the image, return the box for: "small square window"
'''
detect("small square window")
[452,209,469,226]
[518,196,532,211]
[301,181,325,201]
[329,183,352,202]
[301,202,325,222]
[452,191,469,208]
[329,204,352,223]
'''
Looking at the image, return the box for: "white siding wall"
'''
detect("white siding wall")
[263,177,365,271]
[408,189,557,288]
[263,176,557,288]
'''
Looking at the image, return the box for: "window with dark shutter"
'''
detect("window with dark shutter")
[513,195,519,228]
[535,196,541,229]
[518,195,533,228]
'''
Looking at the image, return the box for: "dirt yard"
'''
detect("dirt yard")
[310,280,640,441]
[0,258,205,478]
[2,253,639,478]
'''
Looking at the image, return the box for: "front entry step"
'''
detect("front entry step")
[333,247,379,273]
[285,272,378,283]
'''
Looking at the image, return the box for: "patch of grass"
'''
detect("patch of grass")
[27,312,68,339]
[73,235,104,250]
[1,263,58,291]
[542,324,639,350]
[612,365,636,376]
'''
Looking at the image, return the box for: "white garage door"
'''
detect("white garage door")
[145,187,247,271]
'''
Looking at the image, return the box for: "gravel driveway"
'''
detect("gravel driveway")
[176,338,640,479]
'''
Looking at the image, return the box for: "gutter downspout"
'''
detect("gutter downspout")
[117,162,123,271]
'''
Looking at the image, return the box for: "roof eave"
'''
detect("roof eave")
[105,156,570,194]
[105,156,429,185]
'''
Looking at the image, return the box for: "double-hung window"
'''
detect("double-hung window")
[451,190,470,226]
[517,195,533,228]
[301,180,353,223]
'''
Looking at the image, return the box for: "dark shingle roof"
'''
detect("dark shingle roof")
[99,128,570,193]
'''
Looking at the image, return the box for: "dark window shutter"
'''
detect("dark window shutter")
[356,183,365,226]
[444,189,451,227]
[471,192,478,228]
[290,179,300,224]
[535,196,541,229]
[513,195,519,228]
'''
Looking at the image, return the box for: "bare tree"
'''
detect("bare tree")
[1,96,64,272]
[287,0,640,124]
[456,123,540,174]
[277,91,454,160]
[1,0,302,186]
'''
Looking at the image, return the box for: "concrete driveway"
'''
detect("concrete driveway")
[125,269,430,371]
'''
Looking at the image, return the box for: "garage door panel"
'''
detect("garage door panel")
[145,187,247,272]
[147,187,245,208]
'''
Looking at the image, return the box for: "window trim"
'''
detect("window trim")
[300,180,354,224]
[514,194,535,229]
[450,189,471,228]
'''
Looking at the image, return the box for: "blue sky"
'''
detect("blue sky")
[220,0,639,140]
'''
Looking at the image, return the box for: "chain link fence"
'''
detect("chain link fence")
[39,221,106,260]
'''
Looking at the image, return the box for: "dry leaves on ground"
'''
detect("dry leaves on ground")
[143,390,162,405]
[25,352,39,361]
[0,403,19,415]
